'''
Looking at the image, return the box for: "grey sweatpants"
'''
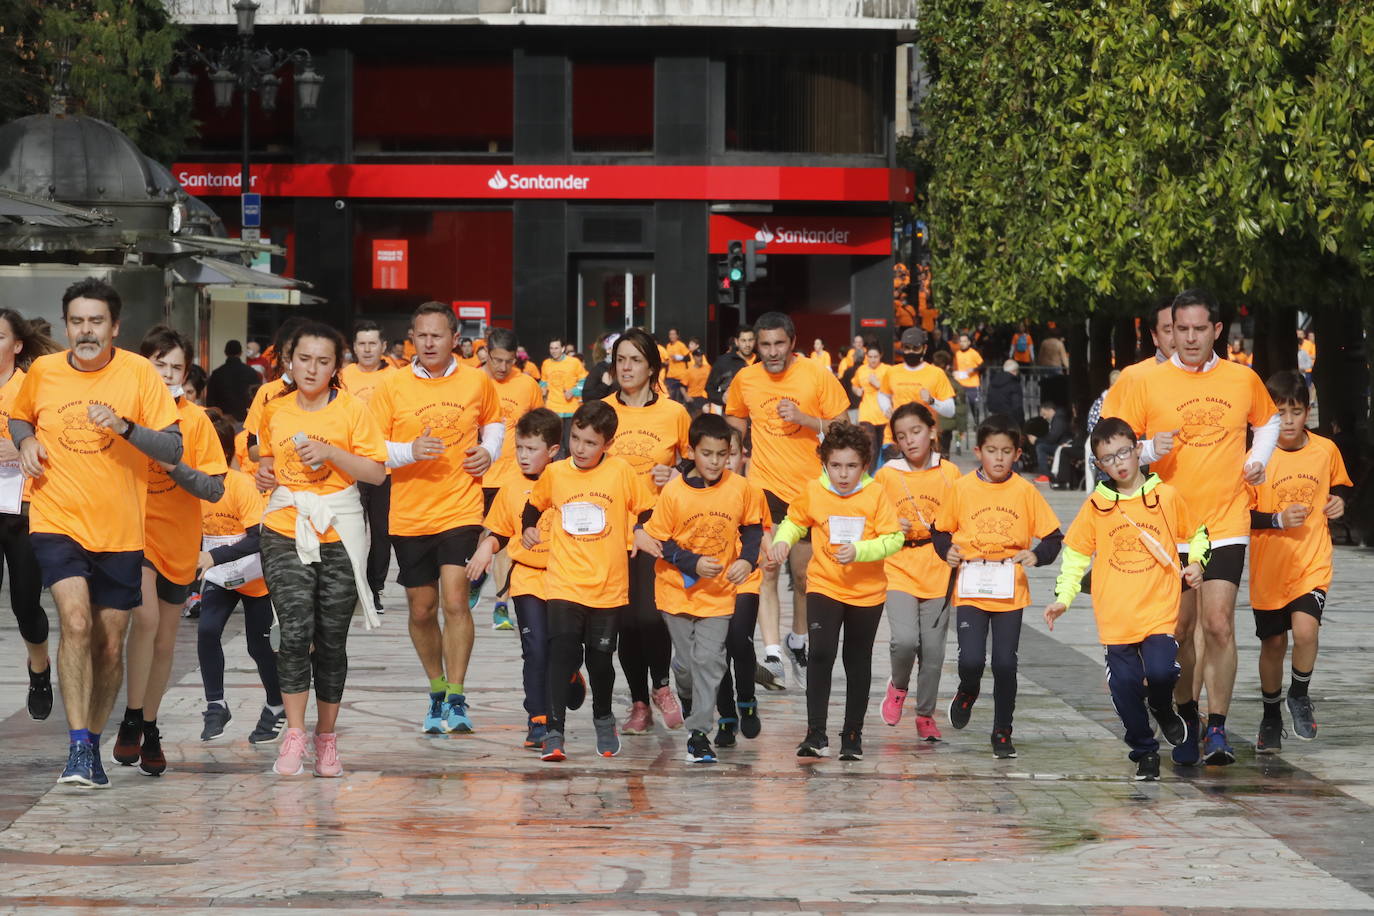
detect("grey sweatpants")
[886,591,950,716]
[662,611,731,735]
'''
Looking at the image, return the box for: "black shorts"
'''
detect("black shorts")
[547,599,619,654]
[482,487,499,516]
[763,490,810,542]
[31,533,142,611]
[1180,543,1246,590]
[1254,590,1326,639]
[140,559,194,604]
[392,525,482,588]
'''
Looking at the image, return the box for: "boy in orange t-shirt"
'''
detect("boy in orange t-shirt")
[523,400,654,761]
[637,414,765,763]
[934,415,1062,759]
[1247,372,1351,750]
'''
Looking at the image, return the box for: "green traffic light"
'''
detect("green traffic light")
[729,267,743,282]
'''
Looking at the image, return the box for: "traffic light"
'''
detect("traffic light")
[745,238,768,283]
[715,257,737,306]
[727,240,745,284]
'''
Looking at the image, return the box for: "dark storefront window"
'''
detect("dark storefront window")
[184,67,295,155]
[572,59,653,153]
[726,51,884,154]
[351,207,513,330]
[354,57,514,155]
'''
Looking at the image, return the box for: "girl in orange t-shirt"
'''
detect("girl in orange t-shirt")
[771,422,904,761]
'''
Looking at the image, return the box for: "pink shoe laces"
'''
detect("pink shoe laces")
[315,733,339,770]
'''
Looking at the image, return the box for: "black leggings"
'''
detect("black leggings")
[806,593,885,734]
[197,584,282,706]
[0,511,46,645]
[358,477,392,596]
[547,600,618,734]
[618,550,672,703]
[955,605,1023,731]
[513,594,549,719]
[716,593,759,717]
[859,422,885,472]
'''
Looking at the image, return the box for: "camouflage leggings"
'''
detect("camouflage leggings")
[260,529,358,704]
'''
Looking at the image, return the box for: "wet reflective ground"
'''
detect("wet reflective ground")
[2,481,1373,913]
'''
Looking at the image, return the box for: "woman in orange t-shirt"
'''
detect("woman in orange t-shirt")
[256,322,386,779]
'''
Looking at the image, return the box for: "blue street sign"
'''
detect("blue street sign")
[241,193,262,228]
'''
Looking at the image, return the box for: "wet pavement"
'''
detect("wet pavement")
[2,473,1374,914]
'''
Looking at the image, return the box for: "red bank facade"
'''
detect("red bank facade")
[171,13,915,355]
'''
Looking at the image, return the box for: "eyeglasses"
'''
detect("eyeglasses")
[1094,445,1136,467]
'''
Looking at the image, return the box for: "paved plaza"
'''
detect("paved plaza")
[2,474,1374,914]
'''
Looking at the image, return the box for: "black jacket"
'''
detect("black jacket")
[985,369,1024,421]
[205,357,261,421]
[705,350,751,406]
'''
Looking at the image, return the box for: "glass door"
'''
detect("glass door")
[575,259,654,357]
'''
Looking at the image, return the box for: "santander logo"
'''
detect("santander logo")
[756,222,852,246]
[755,224,775,244]
[487,171,510,190]
[486,169,589,192]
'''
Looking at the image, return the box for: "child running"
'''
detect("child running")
[770,421,903,761]
[522,399,654,761]
[933,414,1062,759]
[636,413,765,763]
[875,402,960,742]
[1247,371,1351,751]
[1044,417,1208,780]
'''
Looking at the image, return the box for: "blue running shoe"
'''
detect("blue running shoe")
[492,602,514,631]
[1202,725,1235,766]
[423,692,446,734]
[90,741,110,789]
[443,694,474,733]
[58,742,95,787]
[468,573,486,610]
[1171,712,1201,766]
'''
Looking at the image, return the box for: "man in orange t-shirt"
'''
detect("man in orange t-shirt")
[663,327,691,403]
[340,321,394,612]
[10,279,184,788]
[725,312,850,690]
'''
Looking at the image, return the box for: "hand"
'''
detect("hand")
[17,438,44,478]
[463,445,493,477]
[412,427,444,461]
[295,437,335,468]
[867,375,882,389]
[563,388,575,400]
[466,538,496,582]
[899,517,913,537]
[0,438,18,463]
[158,460,176,472]
[650,463,678,488]
[725,559,752,584]
[1279,503,1310,528]
[254,457,277,491]
[1153,429,1178,457]
[1044,602,1067,630]
[1243,461,1265,486]
[946,542,964,568]
[1182,562,1203,589]
[696,556,724,578]
[1012,549,1037,567]
[834,543,857,564]
[87,403,127,435]
[632,528,662,559]
[1324,494,1346,519]
[769,540,791,566]
[197,550,214,572]
[776,399,803,425]
[521,526,542,550]
[918,387,932,403]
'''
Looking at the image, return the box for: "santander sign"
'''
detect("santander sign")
[713,214,890,256]
[487,170,589,191]
[753,223,852,247]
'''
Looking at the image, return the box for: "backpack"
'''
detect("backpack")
[1015,334,1029,354]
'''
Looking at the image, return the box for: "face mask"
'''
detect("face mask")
[903,351,923,366]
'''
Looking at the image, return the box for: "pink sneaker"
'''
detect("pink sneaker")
[273,727,308,775]
[621,701,654,734]
[915,715,943,742]
[313,732,343,778]
[881,680,908,726]
[652,685,684,730]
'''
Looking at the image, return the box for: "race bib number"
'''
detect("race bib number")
[201,534,264,589]
[828,515,866,545]
[959,560,1015,599]
[0,462,22,515]
[562,502,607,536]
[954,370,969,380]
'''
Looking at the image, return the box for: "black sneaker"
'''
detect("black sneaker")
[27,662,52,721]
[200,704,232,741]
[796,728,829,758]
[113,715,142,765]
[567,670,587,711]
[1287,695,1317,740]
[1151,704,1187,748]
[372,591,385,615]
[737,700,761,739]
[1134,752,1161,781]
[686,730,716,763]
[139,723,167,776]
[991,728,1017,759]
[948,690,977,730]
[1256,718,1284,754]
[838,729,863,761]
[248,707,287,744]
[715,717,738,748]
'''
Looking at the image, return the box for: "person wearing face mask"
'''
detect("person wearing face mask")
[881,328,956,457]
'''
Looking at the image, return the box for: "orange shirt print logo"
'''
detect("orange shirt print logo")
[57,401,114,454]
[146,457,176,495]
[415,403,469,448]
[1177,399,1229,447]
[611,430,661,471]
[757,395,803,437]
[1109,529,1155,573]
[1275,477,1318,509]
[684,517,731,560]
[970,509,1015,555]
[277,436,330,485]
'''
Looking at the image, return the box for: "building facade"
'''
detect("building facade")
[169,0,916,356]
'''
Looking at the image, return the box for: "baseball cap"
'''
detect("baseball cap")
[900,327,928,349]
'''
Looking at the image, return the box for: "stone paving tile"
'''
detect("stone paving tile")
[1,470,1373,913]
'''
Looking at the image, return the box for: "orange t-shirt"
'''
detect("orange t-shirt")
[202,467,268,598]
[244,376,288,437]
[1099,355,1162,420]
[665,341,690,381]
[785,476,902,607]
[809,350,831,371]
[1248,433,1351,610]
[952,348,983,388]
[527,455,654,609]
[881,362,955,413]
[725,357,851,504]
[935,471,1060,612]
[853,363,890,426]
[234,428,259,482]
[644,470,765,617]
[1118,357,1278,542]
[0,368,33,501]
[11,349,180,553]
[483,474,554,599]
[603,394,691,495]
[338,362,392,405]
[1011,333,1035,364]
[145,397,229,585]
[684,360,711,399]
[522,361,541,381]
[481,370,544,492]
[1064,479,1197,644]
[259,389,387,543]
[369,364,502,536]
[542,356,586,416]
[876,457,961,599]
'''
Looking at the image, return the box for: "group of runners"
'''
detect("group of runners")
[0,280,1347,785]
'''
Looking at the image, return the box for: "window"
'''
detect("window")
[572,58,653,153]
[354,57,513,155]
[726,51,885,155]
